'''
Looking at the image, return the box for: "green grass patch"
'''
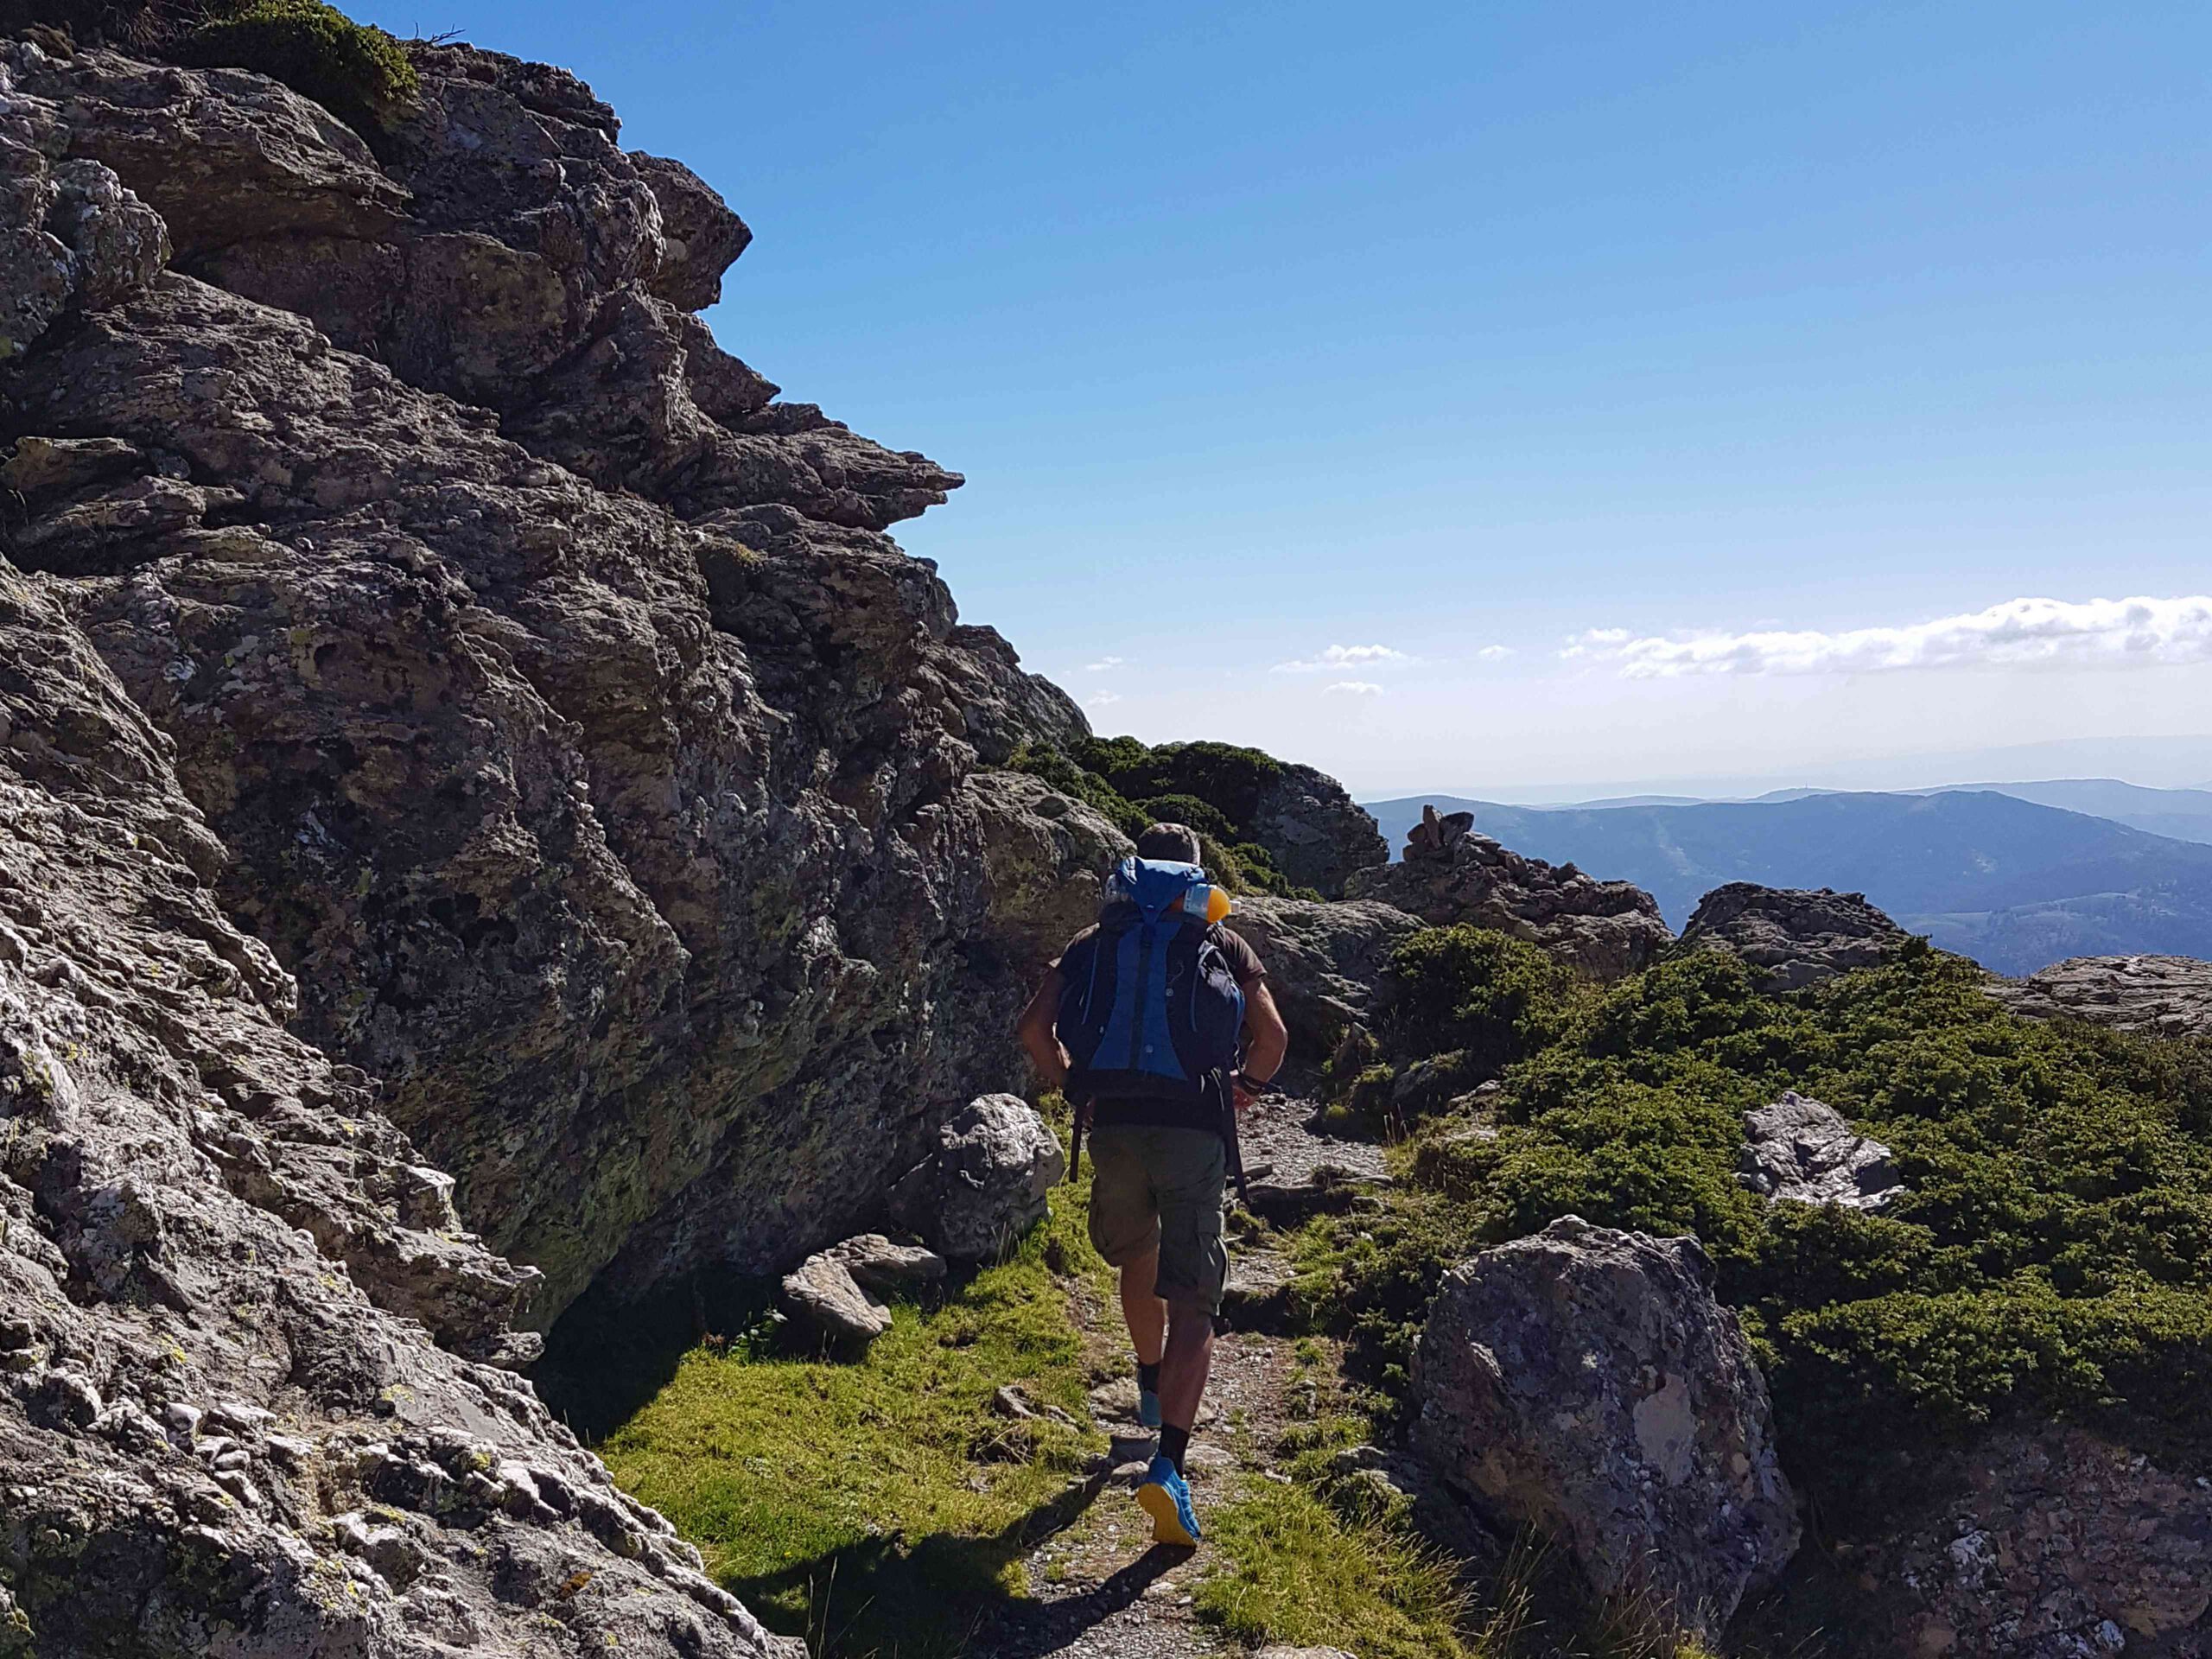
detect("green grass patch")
[600,1160,1109,1657]
[1192,1477,1472,1658]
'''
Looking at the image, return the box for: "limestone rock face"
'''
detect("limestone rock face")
[886,1095,1066,1262]
[1678,882,1911,991]
[0,558,795,1658]
[1348,811,1671,979]
[1410,1216,1799,1636]
[0,49,169,359]
[0,35,1093,1331]
[1247,763,1388,897]
[1855,1429,2212,1658]
[968,767,1132,967]
[1986,953,2212,1038]
[1738,1091,1905,1211]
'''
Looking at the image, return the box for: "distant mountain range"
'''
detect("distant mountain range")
[1360,787,2212,976]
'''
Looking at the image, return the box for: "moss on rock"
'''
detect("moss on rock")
[176,0,418,135]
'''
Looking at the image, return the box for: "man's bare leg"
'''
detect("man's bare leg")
[1119,1252,1166,1367]
[1157,1298,1213,1442]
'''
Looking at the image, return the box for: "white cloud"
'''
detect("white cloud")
[1084,655,1124,672]
[1564,595,2212,679]
[1477,645,1516,660]
[1087,690,1123,706]
[1274,644,1414,674]
[1324,680,1384,696]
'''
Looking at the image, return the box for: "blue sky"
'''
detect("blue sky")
[359,0,2210,796]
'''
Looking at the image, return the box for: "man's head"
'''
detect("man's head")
[1135,822,1203,866]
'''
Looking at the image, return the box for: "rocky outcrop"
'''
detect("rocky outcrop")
[967,767,1131,967]
[1986,954,2212,1038]
[885,1095,1066,1262]
[1,35,1095,1334]
[0,546,795,1655]
[823,1232,946,1300]
[1678,883,1911,991]
[1738,1091,1905,1211]
[1850,1429,2212,1657]
[772,1228,951,1356]
[780,1252,893,1353]
[1347,809,1671,979]
[1410,1217,1799,1637]
[1246,763,1387,897]
[1225,893,1425,1049]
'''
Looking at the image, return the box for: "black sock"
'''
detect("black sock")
[1136,1361,1161,1395]
[1159,1425,1191,1474]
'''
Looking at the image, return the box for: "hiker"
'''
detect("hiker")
[1014,822,1289,1548]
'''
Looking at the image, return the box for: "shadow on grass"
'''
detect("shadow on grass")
[534,1268,782,1445]
[721,1462,1185,1659]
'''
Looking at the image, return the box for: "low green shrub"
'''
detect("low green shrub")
[177,0,417,136]
[1301,945,2212,1516]
[1384,925,1588,1075]
[1007,737,1319,897]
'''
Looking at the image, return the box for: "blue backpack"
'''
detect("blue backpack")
[1057,857,1246,1109]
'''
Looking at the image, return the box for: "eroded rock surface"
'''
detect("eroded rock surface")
[1738,1091,1905,1211]
[1246,764,1388,897]
[1,35,1094,1331]
[1348,811,1671,979]
[1851,1429,2212,1658]
[1678,882,1911,991]
[0,555,796,1657]
[1410,1216,1799,1636]
[0,28,1117,1656]
[1986,954,2212,1038]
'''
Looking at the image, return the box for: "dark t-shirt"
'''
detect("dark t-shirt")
[1052,921,1266,1131]
[1052,922,1267,989]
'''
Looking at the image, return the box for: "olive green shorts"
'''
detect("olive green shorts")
[1085,1124,1228,1314]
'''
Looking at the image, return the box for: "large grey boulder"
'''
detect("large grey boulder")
[1986,954,2212,1039]
[1738,1091,1905,1211]
[1411,1216,1799,1636]
[969,768,1132,973]
[1678,883,1911,991]
[887,1096,1066,1262]
[1349,815,1671,980]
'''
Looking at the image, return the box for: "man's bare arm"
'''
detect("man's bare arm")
[1015,968,1069,1090]
[1236,980,1289,1108]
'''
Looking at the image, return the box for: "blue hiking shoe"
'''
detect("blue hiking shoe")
[1136,1387,1162,1431]
[1135,1454,1201,1547]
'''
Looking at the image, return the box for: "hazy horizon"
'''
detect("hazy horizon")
[1347,733,2212,807]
